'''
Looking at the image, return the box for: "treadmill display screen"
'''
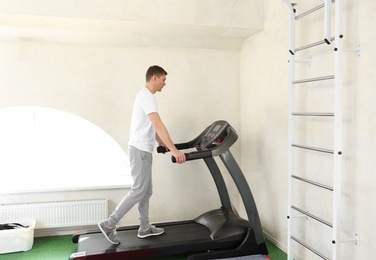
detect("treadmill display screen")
[200,121,229,150]
[212,124,221,132]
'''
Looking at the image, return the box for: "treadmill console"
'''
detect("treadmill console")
[157,120,238,161]
[199,120,232,150]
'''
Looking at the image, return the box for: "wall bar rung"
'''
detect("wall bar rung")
[291,236,330,260]
[292,112,334,117]
[292,205,333,227]
[293,75,334,84]
[292,144,334,154]
[296,3,325,20]
[295,37,335,53]
[292,175,333,191]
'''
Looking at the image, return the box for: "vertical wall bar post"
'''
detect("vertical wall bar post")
[282,1,296,259]
[332,0,343,259]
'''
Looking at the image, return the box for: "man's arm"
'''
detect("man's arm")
[148,112,186,164]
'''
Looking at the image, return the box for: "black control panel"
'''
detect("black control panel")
[157,120,238,162]
[199,120,230,150]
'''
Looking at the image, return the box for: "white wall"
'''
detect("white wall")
[240,0,375,259]
[240,0,289,250]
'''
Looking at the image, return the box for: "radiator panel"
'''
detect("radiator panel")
[0,199,108,229]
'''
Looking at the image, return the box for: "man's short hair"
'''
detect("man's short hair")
[146,65,168,82]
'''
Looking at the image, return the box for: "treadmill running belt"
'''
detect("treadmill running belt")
[75,222,241,259]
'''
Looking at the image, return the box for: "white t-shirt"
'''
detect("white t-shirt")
[128,87,158,153]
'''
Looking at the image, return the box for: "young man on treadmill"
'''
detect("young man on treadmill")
[98,65,186,244]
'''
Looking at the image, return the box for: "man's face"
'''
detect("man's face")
[154,75,167,92]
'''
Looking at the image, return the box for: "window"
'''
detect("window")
[0,106,131,193]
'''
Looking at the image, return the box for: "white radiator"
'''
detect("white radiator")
[0,199,108,229]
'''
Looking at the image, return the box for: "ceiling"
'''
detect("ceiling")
[0,0,264,49]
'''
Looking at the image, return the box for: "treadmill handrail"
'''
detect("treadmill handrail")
[157,143,191,153]
[157,146,213,163]
[172,150,212,163]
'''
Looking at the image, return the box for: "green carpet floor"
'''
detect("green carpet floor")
[0,235,287,260]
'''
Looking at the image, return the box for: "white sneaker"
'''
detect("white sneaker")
[137,225,164,238]
[98,221,120,245]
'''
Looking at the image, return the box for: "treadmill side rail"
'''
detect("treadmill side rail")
[69,251,86,260]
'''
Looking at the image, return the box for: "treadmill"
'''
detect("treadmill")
[70,120,268,259]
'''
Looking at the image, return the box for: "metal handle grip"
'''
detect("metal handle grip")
[171,150,212,163]
[156,143,191,154]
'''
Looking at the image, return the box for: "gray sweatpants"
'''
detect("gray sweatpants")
[106,145,153,230]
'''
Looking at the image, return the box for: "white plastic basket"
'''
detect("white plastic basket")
[0,220,36,254]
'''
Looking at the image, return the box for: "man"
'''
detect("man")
[98,65,186,245]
